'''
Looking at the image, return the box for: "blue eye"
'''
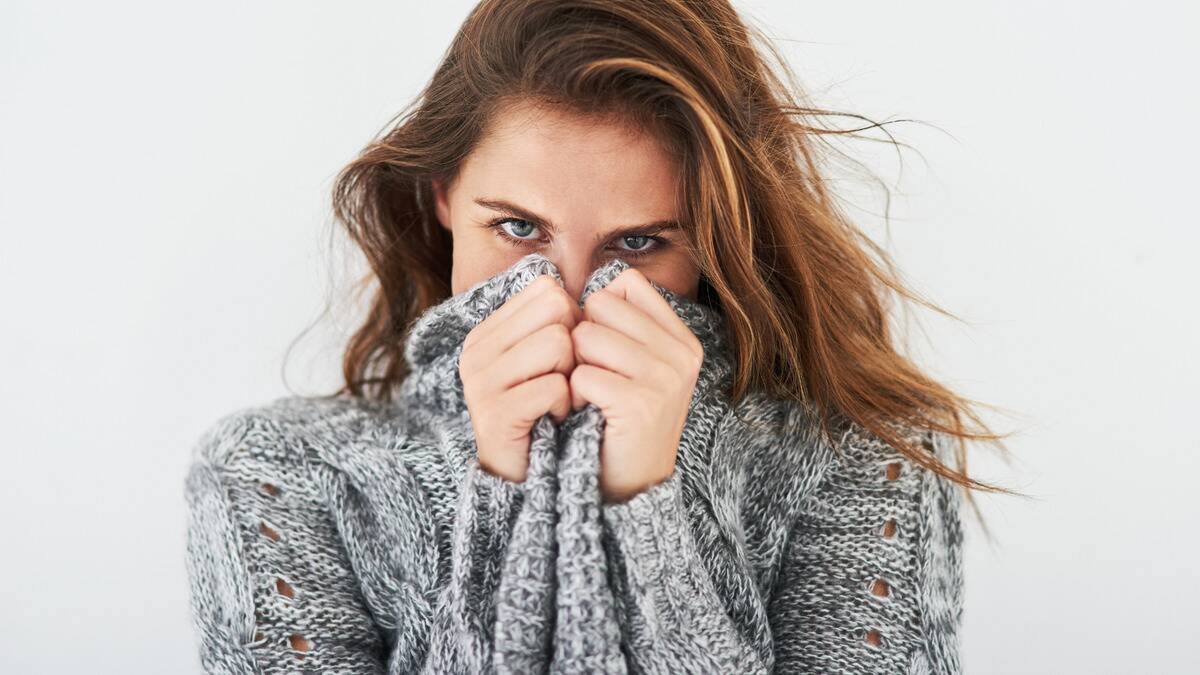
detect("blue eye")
[497,218,539,240]
[484,216,668,260]
[620,235,651,251]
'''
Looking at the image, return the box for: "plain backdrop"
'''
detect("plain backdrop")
[2,1,1196,672]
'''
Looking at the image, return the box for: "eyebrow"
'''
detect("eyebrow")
[474,197,680,239]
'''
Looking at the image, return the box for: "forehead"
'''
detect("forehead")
[459,100,681,224]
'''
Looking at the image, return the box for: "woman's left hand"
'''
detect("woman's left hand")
[568,267,704,504]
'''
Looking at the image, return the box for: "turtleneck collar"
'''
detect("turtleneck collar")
[399,252,734,418]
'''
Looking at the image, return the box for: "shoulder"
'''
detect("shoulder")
[183,394,412,670]
[794,413,964,559]
[713,392,836,501]
[820,416,957,499]
[716,392,956,515]
[184,393,432,499]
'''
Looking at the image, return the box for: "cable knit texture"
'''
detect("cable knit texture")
[183,252,965,674]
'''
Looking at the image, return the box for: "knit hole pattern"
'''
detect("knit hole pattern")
[276,577,296,599]
[867,456,905,650]
[258,480,285,647]
[259,520,281,542]
[881,517,898,538]
[884,461,902,481]
[244,465,313,663]
[289,633,311,660]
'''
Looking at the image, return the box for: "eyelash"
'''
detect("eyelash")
[484,216,668,259]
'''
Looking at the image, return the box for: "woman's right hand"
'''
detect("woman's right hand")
[459,275,582,483]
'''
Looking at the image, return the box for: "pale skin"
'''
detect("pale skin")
[432,99,704,504]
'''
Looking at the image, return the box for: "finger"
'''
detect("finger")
[466,282,582,368]
[477,322,576,392]
[573,320,675,384]
[581,287,695,373]
[569,363,632,413]
[465,274,560,351]
[599,269,699,349]
[498,371,572,427]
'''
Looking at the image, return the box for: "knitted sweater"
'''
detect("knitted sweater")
[183,252,965,674]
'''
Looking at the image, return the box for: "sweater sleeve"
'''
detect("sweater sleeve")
[183,410,390,673]
[600,469,768,674]
[183,409,528,674]
[768,426,965,674]
[416,456,527,673]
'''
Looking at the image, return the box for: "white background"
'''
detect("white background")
[2,1,1196,672]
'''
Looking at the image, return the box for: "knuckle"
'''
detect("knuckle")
[553,324,574,352]
[550,320,571,340]
[549,372,570,396]
[569,363,588,384]
[539,322,572,352]
[548,286,573,312]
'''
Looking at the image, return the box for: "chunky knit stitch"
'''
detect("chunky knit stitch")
[183,252,965,674]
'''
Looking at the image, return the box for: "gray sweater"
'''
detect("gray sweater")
[183,252,965,674]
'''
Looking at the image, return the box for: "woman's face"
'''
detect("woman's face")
[432,100,700,301]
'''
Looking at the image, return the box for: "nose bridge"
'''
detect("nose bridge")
[552,249,597,301]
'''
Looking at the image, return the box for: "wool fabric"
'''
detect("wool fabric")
[183,251,965,674]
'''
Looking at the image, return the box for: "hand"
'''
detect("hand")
[460,275,582,483]
[568,268,704,503]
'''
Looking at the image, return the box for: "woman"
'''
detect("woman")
[184,0,1013,673]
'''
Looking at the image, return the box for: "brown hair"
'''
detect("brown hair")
[324,0,1022,523]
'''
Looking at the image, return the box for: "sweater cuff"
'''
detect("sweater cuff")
[462,458,526,555]
[599,469,768,673]
[601,469,685,551]
[600,469,695,626]
[455,459,526,619]
[469,458,526,510]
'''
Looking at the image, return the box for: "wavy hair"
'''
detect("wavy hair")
[323,0,1022,523]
